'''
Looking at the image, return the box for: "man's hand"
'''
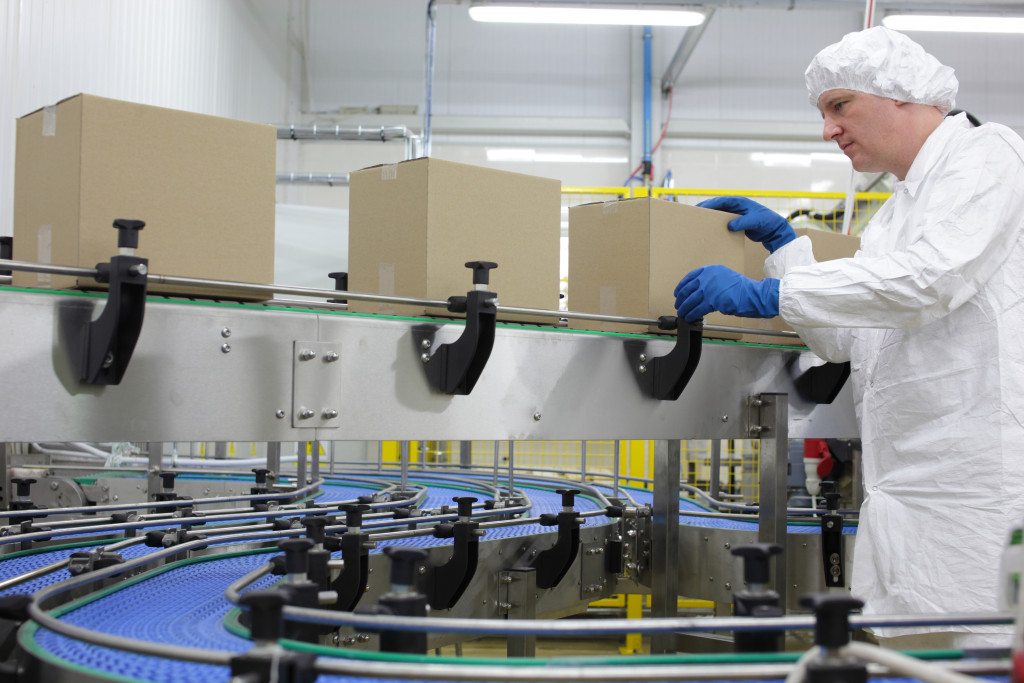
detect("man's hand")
[674,266,781,322]
[698,196,797,254]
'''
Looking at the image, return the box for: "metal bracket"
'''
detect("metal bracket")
[428,517,481,610]
[624,317,703,400]
[411,288,497,395]
[579,540,608,600]
[331,531,370,612]
[75,253,148,385]
[792,360,851,404]
[291,341,343,428]
[530,510,582,589]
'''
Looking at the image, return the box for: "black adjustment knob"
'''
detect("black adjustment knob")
[239,589,287,642]
[824,492,842,511]
[328,271,348,291]
[483,500,497,510]
[159,472,177,490]
[328,271,348,304]
[555,488,580,508]
[0,236,11,276]
[340,504,370,528]
[453,496,477,518]
[384,546,428,587]
[605,505,624,518]
[539,513,558,526]
[800,593,864,648]
[301,516,328,544]
[10,478,35,497]
[252,468,270,485]
[112,219,145,249]
[465,260,498,286]
[357,495,375,504]
[278,538,314,575]
[732,543,784,585]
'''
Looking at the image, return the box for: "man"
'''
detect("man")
[675,26,1024,649]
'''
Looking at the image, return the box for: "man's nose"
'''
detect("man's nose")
[822,118,841,142]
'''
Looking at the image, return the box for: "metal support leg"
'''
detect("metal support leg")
[492,441,500,493]
[214,442,227,460]
[310,440,320,482]
[651,439,681,654]
[709,439,722,502]
[400,441,409,492]
[613,440,621,498]
[507,441,515,499]
[329,441,336,476]
[755,393,789,607]
[1,443,11,511]
[266,442,281,487]
[459,440,472,469]
[580,441,588,480]
[296,442,307,487]
[147,442,162,501]
[503,568,537,657]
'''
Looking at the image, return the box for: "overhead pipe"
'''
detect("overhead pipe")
[424,0,437,157]
[661,8,715,94]
[642,25,653,187]
[276,124,413,141]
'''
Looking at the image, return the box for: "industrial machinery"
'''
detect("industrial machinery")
[0,236,1013,682]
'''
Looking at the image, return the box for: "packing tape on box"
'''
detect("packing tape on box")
[599,286,616,316]
[381,164,398,181]
[379,262,395,314]
[602,201,619,214]
[37,225,52,286]
[42,105,57,136]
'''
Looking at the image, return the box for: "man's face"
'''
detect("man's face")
[817,89,902,175]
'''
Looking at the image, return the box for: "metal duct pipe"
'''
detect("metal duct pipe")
[276,124,414,141]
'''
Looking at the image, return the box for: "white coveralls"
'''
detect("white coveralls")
[765,113,1024,645]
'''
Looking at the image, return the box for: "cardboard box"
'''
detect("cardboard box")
[347,158,561,321]
[742,227,860,345]
[567,197,746,337]
[13,94,276,299]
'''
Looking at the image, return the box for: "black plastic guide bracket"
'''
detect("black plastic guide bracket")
[427,496,483,609]
[331,504,372,611]
[327,271,348,304]
[819,481,846,588]
[624,317,704,400]
[800,593,867,683]
[529,489,583,589]
[0,235,12,275]
[75,219,148,385]
[412,261,498,395]
[731,543,784,653]
[793,360,851,404]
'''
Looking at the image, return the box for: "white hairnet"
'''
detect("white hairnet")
[805,26,958,115]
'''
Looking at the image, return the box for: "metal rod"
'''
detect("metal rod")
[400,441,410,492]
[507,440,515,499]
[276,124,413,141]
[0,259,801,337]
[613,440,620,498]
[580,440,588,480]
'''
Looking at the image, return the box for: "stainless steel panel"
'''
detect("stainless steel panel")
[0,290,859,441]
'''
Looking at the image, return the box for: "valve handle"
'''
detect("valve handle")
[251,468,270,485]
[465,260,498,286]
[278,538,314,575]
[328,271,348,291]
[555,488,581,508]
[453,496,477,518]
[10,478,36,497]
[384,546,428,587]
[301,516,329,543]
[823,492,842,511]
[112,218,145,250]
[731,543,783,585]
[159,472,177,490]
[340,503,370,528]
[239,589,287,642]
[799,593,864,648]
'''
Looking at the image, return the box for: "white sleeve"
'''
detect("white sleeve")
[779,137,1024,330]
[764,236,855,363]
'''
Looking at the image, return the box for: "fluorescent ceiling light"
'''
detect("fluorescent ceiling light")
[882,14,1024,33]
[469,4,706,27]
[487,148,628,163]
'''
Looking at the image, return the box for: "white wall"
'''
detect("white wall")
[1,0,300,238]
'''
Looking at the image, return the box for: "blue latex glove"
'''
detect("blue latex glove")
[697,196,796,254]
[674,265,780,323]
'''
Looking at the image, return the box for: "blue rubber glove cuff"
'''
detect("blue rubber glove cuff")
[673,266,780,323]
[761,231,796,254]
[697,196,797,254]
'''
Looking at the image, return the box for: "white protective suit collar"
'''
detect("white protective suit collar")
[896,113,970,198]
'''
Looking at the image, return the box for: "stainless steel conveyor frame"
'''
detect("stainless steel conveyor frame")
[0,284,858,653]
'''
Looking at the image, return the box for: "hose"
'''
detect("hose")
[786,640,987,683]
